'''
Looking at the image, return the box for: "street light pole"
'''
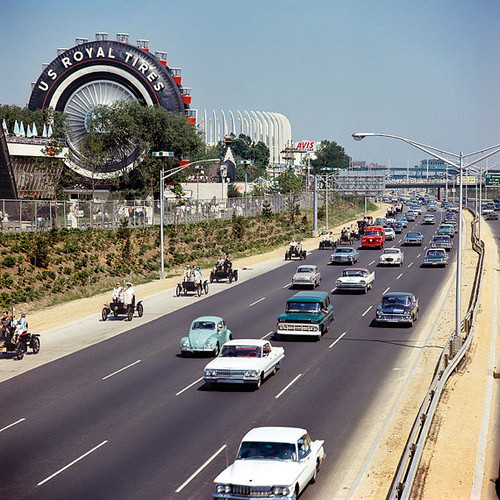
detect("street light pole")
[352,132,500,354]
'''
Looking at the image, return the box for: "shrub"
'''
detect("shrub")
[2,256,16,268]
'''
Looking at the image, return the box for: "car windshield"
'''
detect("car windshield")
[297,267,314,273]
[343,270,366,277]
[220,345,261,358]
[286,301,321,313]
[383,249,399,254]
[192,321,215,330]
[406,232,421,237]
[434,236,449,242]
[336,248,353,254]
[382,296,409,306]
[237,441,297,461]
[427,250,444,257]
[365,231,379,235]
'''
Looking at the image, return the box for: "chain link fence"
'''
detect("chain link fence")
[0,193,314,232]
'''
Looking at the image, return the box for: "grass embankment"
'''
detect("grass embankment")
[0,198,377,312]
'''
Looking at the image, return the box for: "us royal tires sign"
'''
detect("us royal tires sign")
[28,40,187,178]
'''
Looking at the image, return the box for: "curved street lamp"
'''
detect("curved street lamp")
[352,132,500,353]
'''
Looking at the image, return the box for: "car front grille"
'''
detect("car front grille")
[214,370,246,377]
[231,485,272,497]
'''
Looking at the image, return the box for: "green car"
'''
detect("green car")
[180,316,232,356]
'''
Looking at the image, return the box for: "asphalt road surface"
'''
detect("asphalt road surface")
[0,209,458,499]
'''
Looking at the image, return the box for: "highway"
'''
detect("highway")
[0,209,459,499]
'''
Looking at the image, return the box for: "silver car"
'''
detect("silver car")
[292,265,321,288]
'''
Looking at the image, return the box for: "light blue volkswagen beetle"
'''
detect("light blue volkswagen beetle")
[180,316,233,357]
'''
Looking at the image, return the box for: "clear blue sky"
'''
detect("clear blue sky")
[1,0,499,168]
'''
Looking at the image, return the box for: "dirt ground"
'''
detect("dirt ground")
[14,205,500,499]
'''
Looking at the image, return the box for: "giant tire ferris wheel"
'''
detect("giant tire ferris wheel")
[28,37,192,179]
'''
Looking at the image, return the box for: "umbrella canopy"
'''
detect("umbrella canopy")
[2,119,7,134]
[32,122,38,136]
[26,124,32,137]
[19,122,25,137]
[14,120,19,136]
[42,124,47,137]
[47,124,53,137]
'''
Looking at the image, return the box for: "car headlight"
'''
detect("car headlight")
[205,369,217,377]
[336,280,341,286]
[216,484,231,493]
[181,339,189,347]
[205,340,213,348]
[272,486,290,495]
[360,280,366,284]
[244,370,257,378]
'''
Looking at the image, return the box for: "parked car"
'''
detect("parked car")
[375,292,419,327]
[292,265,321,288]
[180,316,232,356]
[335,267,375,293]
[276,291,333,340]
[203,339,284,389]
[330,246,359,265]
[423,248,448,267]
[403,231,423,245]
[431,234,453,251]
[384,227,396,240]
[422,214,435,224]
[213,426,325,499]
[379,247,404,266]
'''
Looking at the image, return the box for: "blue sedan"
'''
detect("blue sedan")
[180,316,233,356]
[403,231,423,246]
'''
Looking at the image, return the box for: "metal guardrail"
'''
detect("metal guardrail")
[387,207,485,499]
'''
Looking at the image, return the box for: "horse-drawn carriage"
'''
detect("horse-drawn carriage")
[102,297,144,321]
[176,279,209,297]
[0,330,40,360]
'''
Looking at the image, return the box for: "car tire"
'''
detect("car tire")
[176,285,182,297]
[137,303,144,317]
[15,342,25,360]
[197,285,202,297]
[364,285,368,294]
[102,308,108,321]
[31,336,40,354]
[213,343,220,357]
[127,308,134,321]
[254,374,263,390]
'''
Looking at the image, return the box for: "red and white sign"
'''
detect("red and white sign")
[295,141,315,152]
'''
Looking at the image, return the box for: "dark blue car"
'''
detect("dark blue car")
[375,292,419,327]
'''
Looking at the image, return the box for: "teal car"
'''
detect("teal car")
[180,316,232,356]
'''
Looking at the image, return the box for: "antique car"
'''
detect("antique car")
[102,297,144,321]
[213,426,325,499]
[318,234,336,250]
[384,227,396,241]
[292,265,321,288]
[203,339,284,389]
[403,231,423,246]
[423,248,448,267]
[361,226,385,249]
[210,267,238,283]
[276,291,333,340]
[0,330,40,360]
[379,247,404,266]
[284,243,306,260]
[335,267,375,293]
[375,292,419,327]
[180,316,232,357]
[330,246,359,265]
[438,224,455,238]
[431,234,453,251]
[422,214,436,224]
[356,217,373,236]
[176,279,209,297]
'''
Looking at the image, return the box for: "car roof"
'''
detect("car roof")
[223,339,268,347]
[334,246,355,251]
[241,426,307,443]
[383,292,413,298]
[192,315,224,323]
[344,267,369,272]
[296,265,317,270]
[288,291,329,302]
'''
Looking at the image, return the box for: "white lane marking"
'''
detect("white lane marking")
[329,331,347,349]
[383,287,391,295]
[282,282,292,288]
[369,260,375,266]
[330,287,337,293]
[408,262,413,268]
[102,360,141,380]
[176,377,204,396]
[362,306,373,317]
[396,273,403,280]
[424,245,428,250]
[417,253,421,258]
[37,440,108,486]
[249,297,266,307]
[260,331,273,340]
[0,418,26,433]
[176,444,227,492]
[275,373,302,399]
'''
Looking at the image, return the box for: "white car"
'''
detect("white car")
[384,227,396,240]
[203,339,284,389]
[213,426,325,499]
[292,265,321,288]
[335,267,375,293]
[379,247,404,266]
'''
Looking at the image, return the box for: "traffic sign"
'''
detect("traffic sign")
[461,175,476,186]
[485,173,500,186]
[152,151,174,157]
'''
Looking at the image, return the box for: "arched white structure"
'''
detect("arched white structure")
[203,110,291,164]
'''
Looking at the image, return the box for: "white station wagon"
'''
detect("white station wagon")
[204,339,284,389]
[213,426,325,499]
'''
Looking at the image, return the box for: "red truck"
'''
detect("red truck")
[361,225,385,249]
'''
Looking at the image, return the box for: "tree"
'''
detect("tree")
[275,171,304,225]
[310,140,351,174]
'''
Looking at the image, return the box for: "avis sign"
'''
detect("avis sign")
[295,141,315,152]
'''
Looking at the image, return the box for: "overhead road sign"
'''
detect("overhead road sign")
[335,171,386,197]
[461,175,477,186]
[485,173,500,186]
